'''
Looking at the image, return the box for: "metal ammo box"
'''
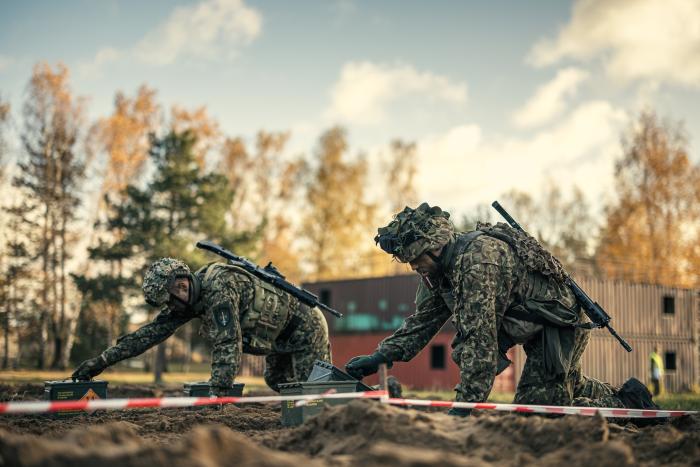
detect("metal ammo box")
[279,360,373,426]
[44,380,108,417]
[183,381,245,397]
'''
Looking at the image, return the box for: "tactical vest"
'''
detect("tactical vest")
[445,230,581,377]
[202,264,292,354]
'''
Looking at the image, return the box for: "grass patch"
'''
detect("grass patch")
[656,393,700,410]
[0,370,267,392]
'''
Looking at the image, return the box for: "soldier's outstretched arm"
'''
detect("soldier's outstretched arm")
[72,309,192,380]
[377,280,453,362]
[100,310,192,366]
[207,300,243,396]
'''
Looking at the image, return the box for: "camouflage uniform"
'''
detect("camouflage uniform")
[374,205,625,407]
[101,261,331,392]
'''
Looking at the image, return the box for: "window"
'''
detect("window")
[663,295,675,315]
[665,352,677,371]
[430,344,446,370]
[319,289,332,307]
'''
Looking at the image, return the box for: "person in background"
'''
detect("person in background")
[649,346,664,396]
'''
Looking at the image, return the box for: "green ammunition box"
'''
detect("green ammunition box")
[44,380,108,417]
[183,382,245,397]
[279,380,361,426]
[279,361,374,426]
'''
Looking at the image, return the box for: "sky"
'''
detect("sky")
[1,0,699,219]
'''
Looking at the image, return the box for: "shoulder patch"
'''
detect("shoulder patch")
[213,302,234,329]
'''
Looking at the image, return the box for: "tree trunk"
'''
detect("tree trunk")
[2,309,9,370]
[60,307,79,369]
[183,323,192,373]
[154,343,166,384]
[51,336,63,369]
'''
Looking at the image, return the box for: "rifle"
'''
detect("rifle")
[196,240,343,318]
[491,201,632,352]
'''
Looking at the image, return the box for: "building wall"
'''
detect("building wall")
[512,278,699,392]
[307,275,700,393]
[580,278,698,392]
[329,332,516,393]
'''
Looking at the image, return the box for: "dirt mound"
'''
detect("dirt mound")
[0,422,319,467]
[0,384,44,401]
[1,384,699,466]
[0,403,281,442]
[265,399,700,466]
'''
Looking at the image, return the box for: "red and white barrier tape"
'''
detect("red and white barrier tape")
[380,397,697,419]
[0,390,388,415]
[0,391,695,418]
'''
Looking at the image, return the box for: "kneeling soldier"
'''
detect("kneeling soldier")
[72,258,331,395]
[346,203,656,415]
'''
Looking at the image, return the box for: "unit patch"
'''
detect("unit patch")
[214,303,233,329]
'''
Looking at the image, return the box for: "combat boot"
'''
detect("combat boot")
[617,377,659,409]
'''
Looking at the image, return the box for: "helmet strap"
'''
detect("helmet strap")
[189,273,202,305]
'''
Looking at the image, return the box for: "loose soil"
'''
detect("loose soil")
[0,383,697,466]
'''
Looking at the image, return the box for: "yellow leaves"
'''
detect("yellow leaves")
[301,126,379,281]
[91,85,160,195]
[597,111,700,288]
[26,62,85,137]
[170,105,221,169]
[383,139,418,214]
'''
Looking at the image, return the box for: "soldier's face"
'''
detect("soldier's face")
[409,249,441,277]
[168,277,190,312]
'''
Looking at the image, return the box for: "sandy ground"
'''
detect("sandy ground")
[0,383,698,466]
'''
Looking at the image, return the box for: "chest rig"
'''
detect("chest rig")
[202,264,292,354]
[436,230,581,377]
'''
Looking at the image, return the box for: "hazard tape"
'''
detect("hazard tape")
[379,397,697,419]
[0,391,695,418]
[0,390,388,415]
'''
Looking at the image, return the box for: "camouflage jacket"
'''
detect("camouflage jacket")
[377,226,579,402]
[101,263,300,390]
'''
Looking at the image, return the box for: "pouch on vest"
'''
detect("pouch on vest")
[202,263,291,355]
[505,272,581,378]
[240,279,289,354]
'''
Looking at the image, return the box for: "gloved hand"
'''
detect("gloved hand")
[71,356,108,381]
[345,351,392,380]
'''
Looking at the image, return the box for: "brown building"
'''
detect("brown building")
[304,275,700,393]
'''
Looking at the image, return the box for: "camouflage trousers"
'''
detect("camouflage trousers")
[451,325,626,407]
[513,326,625,407]
[263,306,332,392]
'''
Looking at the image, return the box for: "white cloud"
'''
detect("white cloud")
[326,61,467,124]
[134,0,262,65]
[415,100,628,214]
[80,0,261,73]
[512,67,589,128]
[528,0,700,87]
[78,47,122,78]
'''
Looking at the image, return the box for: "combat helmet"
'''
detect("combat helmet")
[375,202,455,262]
[143,258,193,307]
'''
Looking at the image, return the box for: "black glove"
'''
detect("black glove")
[345,351,392,380]
[72,356,108,381]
